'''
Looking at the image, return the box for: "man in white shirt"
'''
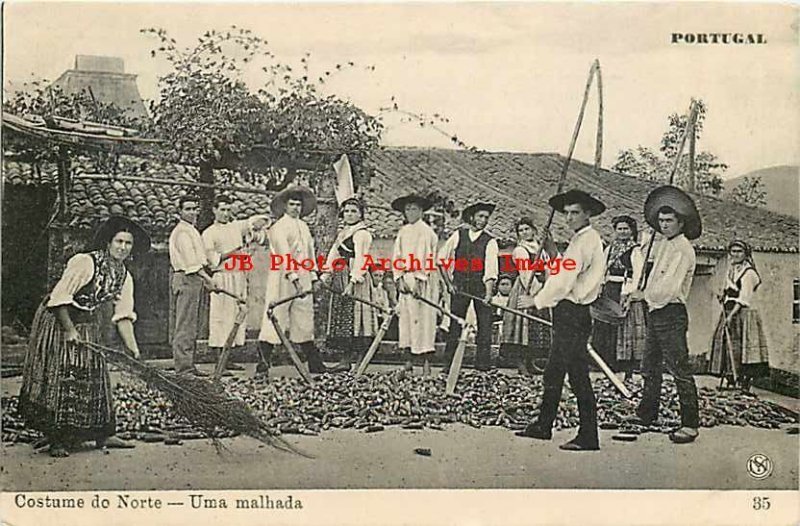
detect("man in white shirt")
[391,194,441,376]
[169,195,218,376]
[202,196,269,372]
[440,202,499,372]
[258,187,329,376]
[631,185,702,444]
[515,189,606,451]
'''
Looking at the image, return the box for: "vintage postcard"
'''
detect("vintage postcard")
[1,2,798,525]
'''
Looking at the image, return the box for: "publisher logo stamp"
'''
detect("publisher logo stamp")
[746,453,773,480]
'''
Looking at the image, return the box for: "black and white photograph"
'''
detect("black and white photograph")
[1,2,798,525]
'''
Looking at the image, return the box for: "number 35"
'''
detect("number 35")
[753,496,771,511]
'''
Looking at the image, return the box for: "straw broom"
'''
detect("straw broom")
[81,340,311,457]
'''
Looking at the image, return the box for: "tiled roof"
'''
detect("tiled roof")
[2,156,271,239]
[3,147,798,253]
[361,148,799,253]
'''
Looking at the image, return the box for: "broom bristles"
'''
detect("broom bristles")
[83,341,312,458]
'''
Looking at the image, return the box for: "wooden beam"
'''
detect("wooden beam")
[73,173,332,202]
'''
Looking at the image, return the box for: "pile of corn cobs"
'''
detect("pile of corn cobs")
[2,370,797,445]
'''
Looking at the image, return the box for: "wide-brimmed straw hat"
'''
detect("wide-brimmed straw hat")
[391,194,432,213]
[271,186,317,218]
[548,189,606,217]
[461,202,497,222]
[643,185,702,240]
[91,215,151,256]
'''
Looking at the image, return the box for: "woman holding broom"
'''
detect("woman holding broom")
[708,239,770,391]
[500,217,552,376]
[19,216,149,457]
[320,196,380,372]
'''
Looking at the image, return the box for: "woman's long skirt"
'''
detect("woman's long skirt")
[616,299,647,364]
[501,279,551,363]
[591,282,622,369]
[708,305,770,379]
[326,266,379,352]
[18,301,115,443]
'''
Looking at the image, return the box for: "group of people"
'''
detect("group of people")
[18,179,771,457]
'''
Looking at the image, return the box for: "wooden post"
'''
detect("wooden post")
[688,116,696,192]
[594,62,604,173]
[197,162,215,231]
[56,147,71,217]
[534,60,600,260]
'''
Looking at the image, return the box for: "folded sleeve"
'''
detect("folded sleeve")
[534,238,583,310]
[483,239,499,283]
[269,221,298,281]
[350,229,372,283]
[47,254,95,308]
[736,269,759,307]
[201,229,222,268]
[438,231,459,263]
[112,272,138,323]
[391,230,405,280]
[415,228,439,282]
[622,246,645,296]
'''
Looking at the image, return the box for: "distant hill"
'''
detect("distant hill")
[724,165,798,217]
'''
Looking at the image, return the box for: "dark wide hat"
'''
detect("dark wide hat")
[461,202,496,222]
[271,185,317,218]
[643,185,702,240]
[91,215,151,256]
[548,189,606,217]
[391,194,433,213]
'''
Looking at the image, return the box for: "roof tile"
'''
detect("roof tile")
[3,148,797,252]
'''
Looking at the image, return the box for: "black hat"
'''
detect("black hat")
[461,202,496,223]
[91,216,151,256]
[548,189,606,217]
[643,185,702,240]
[391,194,433,213]
[271,185,317,218]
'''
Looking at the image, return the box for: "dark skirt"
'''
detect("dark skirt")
[501,279,551,352]
[18,301,116,442]
[708,305,769,378]
[616,299,647,362]
[591,282,622,369]
[326,265,379,349]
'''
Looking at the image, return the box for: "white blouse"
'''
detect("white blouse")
[326,229,373,284]
[727,265,759,307]
[47,253,137,323]
[511,245,544,295]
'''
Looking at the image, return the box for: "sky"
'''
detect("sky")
[3,2,797,178]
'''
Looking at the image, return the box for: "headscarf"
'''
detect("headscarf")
[727,239,761,291]
[606,238,638,272]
